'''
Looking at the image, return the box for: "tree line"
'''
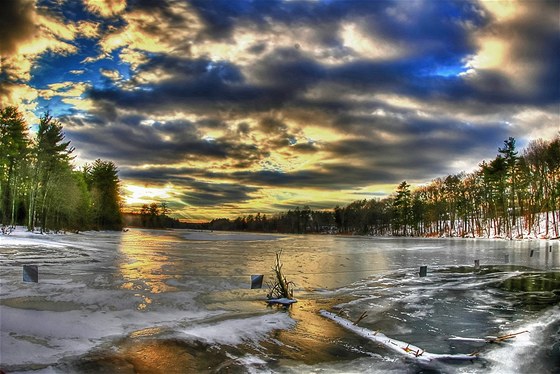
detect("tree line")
[208,136,560,239]
[123,202,190,229]
[0,106,122,232]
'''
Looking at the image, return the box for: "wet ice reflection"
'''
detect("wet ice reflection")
[117,230,180,310]
[1,228,559,373]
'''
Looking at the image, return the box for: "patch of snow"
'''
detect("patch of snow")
[485,305,560,374]
[181,312,295,346]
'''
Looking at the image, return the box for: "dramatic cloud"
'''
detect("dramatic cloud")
[0,0,36,56]
[83,0,126,18]
[3,0,559,220]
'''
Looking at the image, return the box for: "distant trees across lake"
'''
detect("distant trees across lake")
[208,136,560,239]
[0,106,122,232]
[123,202,191,229]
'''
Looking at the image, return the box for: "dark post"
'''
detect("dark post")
[474,259,480,270]
[23,265,38,283]
[419,266,427,277]
[251,274,264,289]
[530,249,534,257]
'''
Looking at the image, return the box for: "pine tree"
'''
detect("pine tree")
[28,112,74,232]
[0,106,30,226]
[86,159,123,230]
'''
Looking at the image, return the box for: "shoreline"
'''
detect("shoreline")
[2,225,560,245]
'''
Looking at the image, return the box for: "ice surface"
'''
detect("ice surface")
[182,230,284,241]
[1,227,559,373]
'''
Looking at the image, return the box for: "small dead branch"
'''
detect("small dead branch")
[266,251,295,300]
[353,311,368,325]
[487,330,529,343]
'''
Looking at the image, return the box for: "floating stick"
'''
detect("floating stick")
[321,310,478,363]
[23,265,38,283]
[449,330,529,344]
[488,330,529,343]
[353,311,368,325]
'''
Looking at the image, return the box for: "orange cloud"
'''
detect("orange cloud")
[83,0,127,18]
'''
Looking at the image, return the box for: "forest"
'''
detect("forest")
[208,136,560,240]
[0,106,122,232]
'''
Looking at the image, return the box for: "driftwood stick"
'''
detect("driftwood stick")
[353,311,368,325]
[488,330,529,343]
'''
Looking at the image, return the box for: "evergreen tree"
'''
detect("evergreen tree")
[393,181,412,236]
[28,112,74,232]
[86,159,123,230]
[498,137,519,237]
[0,106,30,226]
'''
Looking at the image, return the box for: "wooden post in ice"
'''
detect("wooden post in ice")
[419,266,427,277]
[474,259,480,271]
[251,274,264,289]
[550,245,553,253]
[530,249,534,257]
[23,265,38,283]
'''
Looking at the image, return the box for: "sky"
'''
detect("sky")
[1,0,559,221]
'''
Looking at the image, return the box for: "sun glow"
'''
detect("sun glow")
[480,0,521,22]
[124,184,176,206]
[465,37,509,71]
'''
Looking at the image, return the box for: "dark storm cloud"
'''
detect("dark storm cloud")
[65,115,269,167]
[83,0,554,130]
[225,166,397,190]
[183,0,532,107]
[113,113,509,193]
[181,180,259,207]
[118,165,200,182]
[363,0,486,57]
[87,56,285,117]
[86,46,553,135]
[0,0,35,55]
[87,48,330,119]
[327,59,551,107]
[122,161,393,191]
[257,116,315,152]
[496,2,560,103]
[324,117,510,179]
[209,118,510,190]
[251,48,327,90]
[188,0,398,43]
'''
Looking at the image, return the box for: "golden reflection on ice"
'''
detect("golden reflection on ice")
[241,239,390,291]
[117,230,178,311]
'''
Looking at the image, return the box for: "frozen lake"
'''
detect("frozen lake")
[1,228,559,373]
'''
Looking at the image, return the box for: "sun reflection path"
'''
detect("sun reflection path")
[117,231,179,311]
